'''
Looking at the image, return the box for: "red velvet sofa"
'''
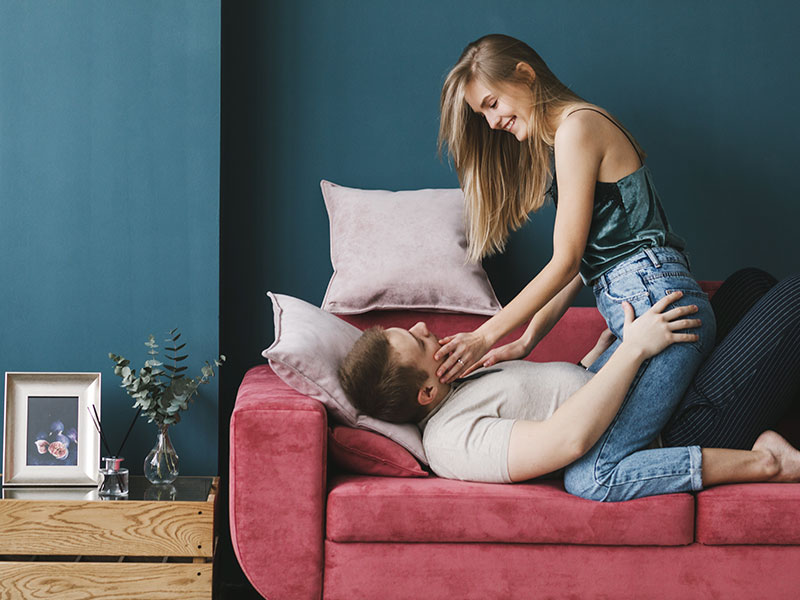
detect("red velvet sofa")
[229,283,800,600]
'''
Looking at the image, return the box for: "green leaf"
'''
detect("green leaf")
[108,330,223,431]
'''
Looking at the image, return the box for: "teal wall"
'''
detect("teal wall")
[220,0,800,412]
[1,0,796,506]
[1,1,221,476]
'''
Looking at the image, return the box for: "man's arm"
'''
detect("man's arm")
[578,328,616,369]
[507,292,700,482]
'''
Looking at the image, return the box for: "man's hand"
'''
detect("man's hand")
[579,328,616,368]
[620,291,701,360]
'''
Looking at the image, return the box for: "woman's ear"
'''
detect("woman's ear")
[515,61,536,83]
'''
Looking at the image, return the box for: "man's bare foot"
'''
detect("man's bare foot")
[752,430,800,483]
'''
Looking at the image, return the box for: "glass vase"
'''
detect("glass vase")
[144,425,179,484]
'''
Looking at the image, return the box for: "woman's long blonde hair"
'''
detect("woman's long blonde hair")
[438,34,585,262]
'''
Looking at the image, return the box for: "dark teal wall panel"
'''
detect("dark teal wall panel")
[1,1,221,476]
[221,1,799,394]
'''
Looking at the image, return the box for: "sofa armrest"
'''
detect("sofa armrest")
[229,364,327,600]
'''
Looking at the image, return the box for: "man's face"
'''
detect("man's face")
[385,322,444,381]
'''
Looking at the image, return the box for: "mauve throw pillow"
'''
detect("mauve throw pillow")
[328,426,428,477]
[320,180,501,315]
[263,292,428,464]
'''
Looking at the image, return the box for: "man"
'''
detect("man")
[338,291,800,500]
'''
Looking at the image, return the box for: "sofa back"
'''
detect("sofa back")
[339,280,723,365]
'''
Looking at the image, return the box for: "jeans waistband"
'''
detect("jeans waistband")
[595,246,690,289]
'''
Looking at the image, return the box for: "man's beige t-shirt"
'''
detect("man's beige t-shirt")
[417,360,593,483]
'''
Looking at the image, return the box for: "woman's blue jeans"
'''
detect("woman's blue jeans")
[563,246,716,502]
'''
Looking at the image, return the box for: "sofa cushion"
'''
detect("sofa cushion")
[696,483,800,545]
[326,474,695,546]
[328,426,428,478]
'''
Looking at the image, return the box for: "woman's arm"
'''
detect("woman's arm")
[459,274,585,376]
[525,273,586,350]
[436,118,603,382]
[506,291,700,482]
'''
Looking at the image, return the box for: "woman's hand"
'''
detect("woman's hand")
[621,291,701,360]
[462,337,534,376]
[434,331,491,383]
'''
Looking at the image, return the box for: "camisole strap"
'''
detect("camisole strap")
[566,107,644,167]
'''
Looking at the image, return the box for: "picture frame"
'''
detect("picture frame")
[3,372,101,487]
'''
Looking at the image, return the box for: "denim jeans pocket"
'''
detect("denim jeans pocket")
[600,270,651,304]
[596,279,654,341]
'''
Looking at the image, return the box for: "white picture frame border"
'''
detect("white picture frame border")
[3,372,101,487]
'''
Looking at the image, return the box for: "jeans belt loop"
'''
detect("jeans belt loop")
[683,250,692,272]
[644,247,661,268]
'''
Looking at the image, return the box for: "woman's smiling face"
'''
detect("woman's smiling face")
[464,78,530,141]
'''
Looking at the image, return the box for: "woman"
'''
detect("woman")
[432,34,753,500]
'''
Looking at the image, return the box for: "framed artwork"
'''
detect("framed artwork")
[3,372,101,487]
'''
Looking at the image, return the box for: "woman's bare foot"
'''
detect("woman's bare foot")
[752,430,800,482]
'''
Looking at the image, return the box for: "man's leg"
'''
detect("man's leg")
[710,267,778,344]
[663,272,800,449]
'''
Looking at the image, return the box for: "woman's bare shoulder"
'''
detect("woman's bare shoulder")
[555,104,613,137]
[553,105,608,156]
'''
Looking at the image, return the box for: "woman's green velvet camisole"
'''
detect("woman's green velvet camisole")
[547,109,685,285]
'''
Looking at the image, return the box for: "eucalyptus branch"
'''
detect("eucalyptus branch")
[109,328,225,428]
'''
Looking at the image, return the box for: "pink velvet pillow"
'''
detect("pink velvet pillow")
[320,180,501,315]
[328,426,428,477]
[263,292,428,463]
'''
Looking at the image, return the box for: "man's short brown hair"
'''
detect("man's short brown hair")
[338,327,429,423]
